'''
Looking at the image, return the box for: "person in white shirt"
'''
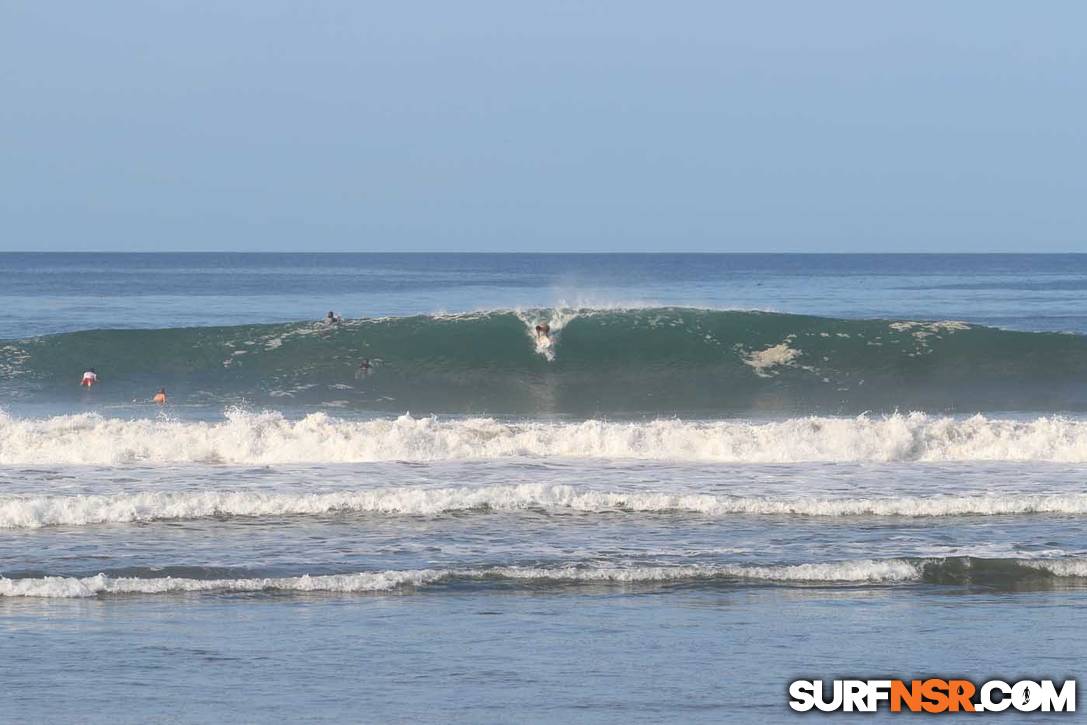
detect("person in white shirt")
[81,369,98,387]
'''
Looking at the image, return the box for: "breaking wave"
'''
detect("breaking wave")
[5,485,1087,528]
[4,308,1087,414]
[3,557,1086,597]
[6,410,1087,465]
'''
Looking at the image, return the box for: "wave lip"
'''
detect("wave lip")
[6,486,1087,528]
[8,410,1087,465]
[5,557,1087,598]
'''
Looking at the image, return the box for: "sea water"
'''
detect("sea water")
[1,254,1085,723]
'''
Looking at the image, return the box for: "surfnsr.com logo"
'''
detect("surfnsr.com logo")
[789,679,1076,713]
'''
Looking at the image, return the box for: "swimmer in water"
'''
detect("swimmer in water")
[80,369,98,387]
[325,311,341,325]
[355,358,373,379]
[152,388,167,405]
[535,323,551,340]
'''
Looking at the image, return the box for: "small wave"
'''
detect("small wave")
[4,557,1086,598]
[0,561,919,598]
[7,410,1087,465]
[0,570,443,598]
[5,485,1087,528]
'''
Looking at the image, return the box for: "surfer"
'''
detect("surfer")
[80,369,98,387]
[535,323,551,341]
[355,358,373,379]
[325,311,341,325]
[152,388,167,405]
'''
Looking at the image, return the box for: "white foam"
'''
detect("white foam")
[5,485,1087,528]
[8,557,1087,598]
[743,342,801,376]
[0,570,444,598]
[888,320,972,349]
[1026,559,1087,578]
[6,410,1087,465]
[482,561,922,584]
[889,320,970,334]
[0,560,924,598]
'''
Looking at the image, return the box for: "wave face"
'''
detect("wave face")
[5,410,1087,465]
[3,557,1085,597]
[4,308,1087,414]
[5,485,1087,529]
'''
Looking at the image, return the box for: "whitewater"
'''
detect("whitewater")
[7,485,1087,529]
[9,557,1087,598]
[7,409,1087,465]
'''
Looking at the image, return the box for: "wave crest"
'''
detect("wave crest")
[5,485,1087,528]
[6,410,1087,465]
[5,557,1086,597]
[6,308,1087,414]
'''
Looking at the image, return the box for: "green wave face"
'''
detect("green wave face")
[4,308,1087,415]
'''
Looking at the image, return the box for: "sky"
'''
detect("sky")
[1,1,1085,252]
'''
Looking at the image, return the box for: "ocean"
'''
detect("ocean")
[1,253,1084,722]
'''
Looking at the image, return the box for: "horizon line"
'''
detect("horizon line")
[4,250,1087,256]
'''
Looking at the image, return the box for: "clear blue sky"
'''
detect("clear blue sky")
[1,2,1084,252]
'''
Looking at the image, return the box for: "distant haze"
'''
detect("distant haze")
[1,2,1084,252]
